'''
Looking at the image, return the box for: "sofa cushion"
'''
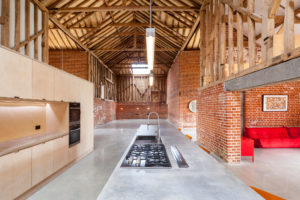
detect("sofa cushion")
[287,127,300,138]
[244,127,290,139]
[256,138,300,148]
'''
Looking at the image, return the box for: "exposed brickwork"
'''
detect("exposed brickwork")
[49,50,88,80]
[245,80,300,127]
[167,56,181,126]
[197,83,241,163]
[117,102,168,119]
[167,51,200,129]
[94,98,116,127]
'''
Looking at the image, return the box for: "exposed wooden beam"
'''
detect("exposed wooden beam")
[262,0,275,66]
[30,0,49,13]
[50,6,199,13]
[25,0,30,55]
[170,8,200,64]
[15,0,20,50]
[221,0,262,22]
[284,0,295,53]
[236,0,244,72]
[34,5,39,59]
[14,30,44,51]
[94,48,178,52]
[223,15,300,23]
[228,6,234,75]
[0,17,4,25]
[42,12,49,63]
[248,0,256,68]
[110,22,149,27]
[269,0,282,18]
[180,14,201,51]
[1,0,10,47]
[49,16,114,74]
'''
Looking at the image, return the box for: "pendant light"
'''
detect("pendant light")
[146,0,155,71]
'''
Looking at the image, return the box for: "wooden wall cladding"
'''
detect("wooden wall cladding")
[117,75,167,103]
[89,54,116,100]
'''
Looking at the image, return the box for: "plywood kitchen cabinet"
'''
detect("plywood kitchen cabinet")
[0,148,31,200]
[0,153,14,200]
[32,61,55,101]
[0,47,32,99]
[54,70,80,102]
[79,81,94,155]
[31,140,54,186]
[53,135,69,172]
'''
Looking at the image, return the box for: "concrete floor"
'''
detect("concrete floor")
[28,119,300,200]
[225,148,300,200]
[28,120,143,200]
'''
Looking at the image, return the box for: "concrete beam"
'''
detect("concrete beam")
[224,56,300,91]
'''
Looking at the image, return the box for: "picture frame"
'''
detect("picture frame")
[263,95,288,112]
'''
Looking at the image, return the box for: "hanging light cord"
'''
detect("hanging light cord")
[150,0,152,28]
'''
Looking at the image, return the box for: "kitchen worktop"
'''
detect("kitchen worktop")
[0,131,68,157]
[97,123,263,200]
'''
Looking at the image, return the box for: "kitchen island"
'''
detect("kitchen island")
[97,123,263,200]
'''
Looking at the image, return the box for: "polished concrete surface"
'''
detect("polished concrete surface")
[97,122,263,200]
[28,120,298,200]
[28,120,142,200]
[225,148,300,200]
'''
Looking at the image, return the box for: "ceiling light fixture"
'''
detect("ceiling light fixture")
[146,0,155,71]
[149,72,154,86]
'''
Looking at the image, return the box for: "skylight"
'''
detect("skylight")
[132,64,150,75]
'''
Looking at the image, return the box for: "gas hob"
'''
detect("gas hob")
[121,143,171,168]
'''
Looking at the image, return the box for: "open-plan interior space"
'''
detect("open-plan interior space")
[0,0,300,199]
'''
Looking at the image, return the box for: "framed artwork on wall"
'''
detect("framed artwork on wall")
[263,95,288,112]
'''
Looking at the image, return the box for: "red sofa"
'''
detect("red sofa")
[241,136,254,161]
[244,127,300,148]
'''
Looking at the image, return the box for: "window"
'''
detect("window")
[132,64,150,75]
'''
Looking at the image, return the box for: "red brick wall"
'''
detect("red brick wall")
[167,51,200,128]
[117,102,168,119]
[245,80,300,127]
[167,56,181,126]
[94,98,116,126]
[49,50,88,80]
[197,83,241,163]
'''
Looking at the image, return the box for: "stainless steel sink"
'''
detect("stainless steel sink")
[121,135,171,168]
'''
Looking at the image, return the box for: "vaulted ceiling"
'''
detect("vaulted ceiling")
[42,0,202,75]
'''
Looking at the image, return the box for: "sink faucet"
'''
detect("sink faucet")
[147,112,160,142]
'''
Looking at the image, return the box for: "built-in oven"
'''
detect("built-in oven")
[69,102,80,146]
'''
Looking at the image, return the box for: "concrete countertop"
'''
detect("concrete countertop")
[97,124,263,200]
[0,132,68,157]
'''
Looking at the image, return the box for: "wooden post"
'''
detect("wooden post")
[205,3,210,85]
[219,2,226,65]
[200,9,206,87]
[219,2,226,79]
[228,6,234,75]
[247,0,256,68]
[209,0,214,82]
[214,0,220,81]
[236,0,244,72]
[1,0,10,47]
[88,53,91,82]
[42,12,49,63]
[15,0,20,50]
[284,0,295,53]
[34,5,39,59]
[262,0,275,66]
[25,0,30,56]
